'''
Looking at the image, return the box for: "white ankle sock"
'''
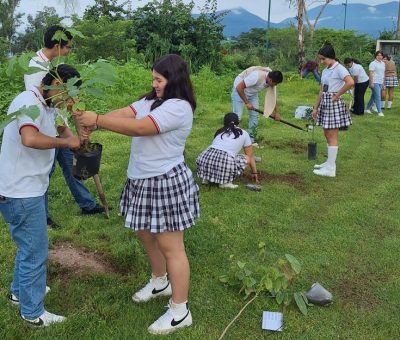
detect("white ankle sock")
[170,299,189,317]
[327,146,338,168]
[387,101,392,108]
[152,273,168,289]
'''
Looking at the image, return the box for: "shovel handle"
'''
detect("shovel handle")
[253,108,307,132]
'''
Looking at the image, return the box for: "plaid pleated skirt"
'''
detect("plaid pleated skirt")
[196,147,247,184]
[119,163,199,233]
[316,92,352,129]
[385,76,398,87]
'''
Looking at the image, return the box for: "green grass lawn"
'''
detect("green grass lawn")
[1,71,400,339]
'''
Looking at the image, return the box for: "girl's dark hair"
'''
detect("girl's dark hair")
[44,25,73,48]
[142,54,196,111]
[318,43,336,60]
[383,54,391,60]
[214,112,243,139]
[42,64,81,104]
[344,57,362,65]
[375,50,383,57]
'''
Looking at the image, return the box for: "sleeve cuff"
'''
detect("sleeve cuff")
[148,114,160,134]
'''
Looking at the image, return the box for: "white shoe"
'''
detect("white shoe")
[201,178,209,184]
[254,156,262,163]
[313,166,336,177]
[148,302,192,335]
[364,109,372,114]
[371,104,378,112]
[313,162,327,169]
[21,310,66,327]
[219,183,238,189]
[132,275,172,303]
[377,112,384,117]
[9,286,51,306]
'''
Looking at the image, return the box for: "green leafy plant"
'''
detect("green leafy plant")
[218,242,308,339]
[1,27,116,136]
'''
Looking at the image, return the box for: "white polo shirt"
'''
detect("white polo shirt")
[234,70,269,97]
[0,86,57,198]
[127,98,193,179]
[210,129,252,157]
[321,62,350,93]
[369,60,385,84]
[348,63,369,83]
[24,49,49,89]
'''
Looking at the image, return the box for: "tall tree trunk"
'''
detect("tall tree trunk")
[297,0,305,73]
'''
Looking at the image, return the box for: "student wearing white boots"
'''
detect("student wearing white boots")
[382,54,398,109]
[311,44,354,177]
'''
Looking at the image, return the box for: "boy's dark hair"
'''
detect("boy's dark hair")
[42,64,81,104]
[143,54,196,111]
[214,112,243,139]
[44,25,73,49]
[344,57,362,65]
[268,71,283,84]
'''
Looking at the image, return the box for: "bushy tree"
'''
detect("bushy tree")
[83,0,130,21]
[12,7,63,53]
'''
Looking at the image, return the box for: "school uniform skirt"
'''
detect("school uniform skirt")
[196,147,247,184]
[316,92,352,129]
[385,76,398,87]
[119,163,199,233]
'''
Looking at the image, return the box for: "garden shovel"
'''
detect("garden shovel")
[93,174,110,218]
[253,108,308,132]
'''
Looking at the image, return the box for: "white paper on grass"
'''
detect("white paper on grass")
[262,311,283,331]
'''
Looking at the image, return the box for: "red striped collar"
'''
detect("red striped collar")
[37,49,49,62]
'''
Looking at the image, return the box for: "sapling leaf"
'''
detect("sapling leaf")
[43,85,65,90]
[219,275,229,283]
[260,276,273,291]
[68,88,80,97]
[66,77,81,88]
[52,30,69,42]
[72,102,86,112]
[276,291,284,305]
[294,292,308,315]
[6,56,17,76]
[283,292,292,306]
[20,105,41,120]
[67,27,85,38]
[285,254,301,274]
[258,241,266,249]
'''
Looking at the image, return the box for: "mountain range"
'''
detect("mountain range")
[219,1,397,38]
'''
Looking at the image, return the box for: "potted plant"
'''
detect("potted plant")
[304,107,317,160]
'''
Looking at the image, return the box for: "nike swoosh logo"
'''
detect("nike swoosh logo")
[152,282,170,295]
[22,316,44,326]
[171,311,189,327]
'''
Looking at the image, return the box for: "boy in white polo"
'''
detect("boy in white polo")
[0,64,80,327]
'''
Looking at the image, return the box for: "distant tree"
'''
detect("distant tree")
[12,7,63,53]
[303,0,333,38]
[83,0,130,21]
[0,0,23,41]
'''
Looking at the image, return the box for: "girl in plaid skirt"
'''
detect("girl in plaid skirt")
[312,44,354,177]
[75,54,199,335]
[196,112,258,189]
[382,54,398,109]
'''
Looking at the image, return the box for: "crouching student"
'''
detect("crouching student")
[196,112,258,188]
[0,64,81,326]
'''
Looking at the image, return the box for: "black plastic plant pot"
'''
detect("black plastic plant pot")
[308,141,317,160]
[73,143,102,180]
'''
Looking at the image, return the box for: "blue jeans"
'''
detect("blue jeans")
[301,68,321,83]
[0,195,47,319]
[366,83,382,113]
[231,88,259,143]
[45,147,96,216]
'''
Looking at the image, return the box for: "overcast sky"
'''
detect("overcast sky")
[17,0,394,23]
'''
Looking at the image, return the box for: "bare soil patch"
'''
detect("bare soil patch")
[238,170,305,191]
[265,139,307,154]
[49,241,116,275]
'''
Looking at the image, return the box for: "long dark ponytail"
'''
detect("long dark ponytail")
[214,112,243,139]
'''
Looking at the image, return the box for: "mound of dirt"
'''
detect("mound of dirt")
[49,241,115,275]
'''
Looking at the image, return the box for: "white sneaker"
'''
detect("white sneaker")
[21,310,66,327]
[148,302,192,335]
[371,104,378,112]
[364,109,372,114]
[201,178,209,184]
[9,286,51,306]
[313,166,336,177]
[377,112,384,117]
[314,162,327,169]
[132,275,172,303]
[219,183,238,189]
